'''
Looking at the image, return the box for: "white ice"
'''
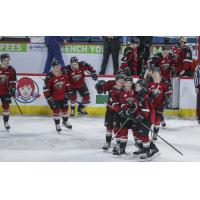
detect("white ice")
[0,115,200,162]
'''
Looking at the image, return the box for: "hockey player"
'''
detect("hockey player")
[148,47,174,127]
[95,69,126,95]
[131,80,159,160]
[64,57,97,116]
[0,54,17,130]
[101,74,125,151]
[148,67,171,140]
[148,46,175,81]
[119,37,140,76]
[114,76,137,155]
[172,37,193,77]
[43,60,72,133]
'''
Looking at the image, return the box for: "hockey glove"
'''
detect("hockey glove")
[124,66,132,76]
[136,115,144,124]
[10,87,16,97]
[164,95,171,108]
[91,71,98,81]
[95,80,105,94]
[47,97,56,109]
[118,109,126,119]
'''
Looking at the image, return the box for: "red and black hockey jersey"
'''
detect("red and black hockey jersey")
[0,65,17,96]
[43,71,70,101]
[64,61,96,89]
[149,53,174,80]
[148,79,170,108]
[172,45,193,75]
[120,46,138,75]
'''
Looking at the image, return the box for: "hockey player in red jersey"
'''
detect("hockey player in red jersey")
[148,67,171,140]
[133,80,159,160]
[64,57,97,116]
[95,69,126,95]
[148,46,175,81]
[119,37,140,76]
[43,60,72,133]
[172,37,193,76]
[113,76,137,155]
[0,54,17,130]
[101,74,125,151]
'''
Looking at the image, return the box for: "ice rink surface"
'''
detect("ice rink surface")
[0,115,199,162]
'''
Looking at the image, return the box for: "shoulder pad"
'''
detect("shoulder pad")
[8,65,15,71]
[79,61,90,67]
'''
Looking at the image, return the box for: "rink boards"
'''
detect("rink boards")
[0,74,196,118]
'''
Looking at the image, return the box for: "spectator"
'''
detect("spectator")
[136,36,153,75]
[43,36,66,74]
[99,36,121,75]
[194,64,200,124]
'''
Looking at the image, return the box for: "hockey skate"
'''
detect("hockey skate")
[112,142,120,156]
[133,148,143,157]
[119,147,126,155]
[150,142,160,158]
[139,147,151,161]
[133,142,143,157]
[119,141,127,155]
[102,142,110,151]
[4,122,10,131]
[161,120,166,127]
[62,121,72,130]
[78,104,88,115]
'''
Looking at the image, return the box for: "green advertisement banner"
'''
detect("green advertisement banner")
[0,43,126,54]
[0,43,27,52]
[61,44,126,54]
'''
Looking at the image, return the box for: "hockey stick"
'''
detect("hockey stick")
[6,82,23,115]
[140,122,183,156]
[112,118,130,140]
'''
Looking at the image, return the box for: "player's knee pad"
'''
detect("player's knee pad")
[82,95,90,103]
[119,128,128,138]
[53,108,60,116]
[70,94,77,103]
[133,130,140,140]
[139,135,150,143]
[106,126,113,133]
[143,141,150,148]
[61,107,68,114]
[154,115,161,125]
[2,103,9,111]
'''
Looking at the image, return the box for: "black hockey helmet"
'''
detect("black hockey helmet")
[115,74,126,81]
[125,76,133,83]
[146,64,155,71]
[51,60,60,66]
[116,69,126,76]
[153,67,161,74]
[0,53,10,61]
[130,37,140,45]
[136,79,147,88]
[70,56,78,63]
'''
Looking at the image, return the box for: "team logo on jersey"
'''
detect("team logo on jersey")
[15,77,40,104]
[72,74,82,81]
[55,80,64,89]
[0,74,7,83]
[126,97,134,105]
